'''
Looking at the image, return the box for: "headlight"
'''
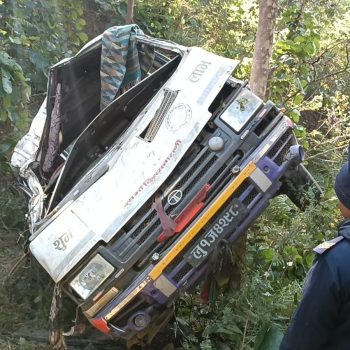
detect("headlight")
[220,89,262,133]
[70,254,114,300]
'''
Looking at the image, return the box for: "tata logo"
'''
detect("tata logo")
[166,103,192,131]
[187,61,212,83]
[167,189,183,205]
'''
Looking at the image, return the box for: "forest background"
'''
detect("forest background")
[0,0,350,349]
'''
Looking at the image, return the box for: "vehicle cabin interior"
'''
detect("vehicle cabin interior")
[38,40,182,210]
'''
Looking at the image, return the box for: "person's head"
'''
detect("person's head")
[335,149,350,218]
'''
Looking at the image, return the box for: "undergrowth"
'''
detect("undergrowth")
[172,191,340,350]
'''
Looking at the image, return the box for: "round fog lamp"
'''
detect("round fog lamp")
[133,313,150,329]
[208,136,224,152]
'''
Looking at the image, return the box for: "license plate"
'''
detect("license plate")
[185,199,248,268]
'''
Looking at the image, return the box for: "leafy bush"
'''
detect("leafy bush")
[0,0,88,151]
[0,50,30,130]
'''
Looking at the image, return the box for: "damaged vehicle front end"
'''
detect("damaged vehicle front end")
[11,25,321,345]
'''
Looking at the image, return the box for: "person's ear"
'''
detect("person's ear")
[338,200,350,219]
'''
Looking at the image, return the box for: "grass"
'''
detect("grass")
[0,166,167,349]
[0,339,52,350]
[0,169,49,349]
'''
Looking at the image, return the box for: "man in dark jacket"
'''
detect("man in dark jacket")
[280,155,350,350]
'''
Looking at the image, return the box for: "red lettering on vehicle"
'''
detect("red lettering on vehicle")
[124,140,182,207]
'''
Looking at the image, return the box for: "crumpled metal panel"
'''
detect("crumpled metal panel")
[10,33,187,232]
[29,47,239,282]
[11,98,47,170]
[10,99,47,230]
[20,168,45,233]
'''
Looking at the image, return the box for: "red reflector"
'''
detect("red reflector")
[91,318,111,334]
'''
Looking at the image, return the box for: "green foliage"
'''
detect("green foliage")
[174,192,340,349]
[0,0,88,146]
[0,175,26,231]
[92,0,128,28]
[254,324,283,350]
[135,0,258,61]
[0,0,89,340]
[1,0,88,91]
[0,164,51,334]
[271,2,350,148]
[271,7,321,108]
[0,50,30,129]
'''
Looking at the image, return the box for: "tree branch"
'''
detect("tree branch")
[283,45,350,105]
[312,45,350,83]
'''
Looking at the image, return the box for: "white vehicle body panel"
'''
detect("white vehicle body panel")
[11,98,47,169]
[29,47,239,282]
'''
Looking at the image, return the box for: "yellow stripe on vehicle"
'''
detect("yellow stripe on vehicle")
[148,161,256,280]
[85,287,120,318]
[105,278,150,321]
[105,161,256,321]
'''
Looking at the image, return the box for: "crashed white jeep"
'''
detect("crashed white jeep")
[11,25,320,345]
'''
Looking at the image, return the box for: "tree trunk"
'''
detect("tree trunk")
[229,0,278,297]
[249,0,278,100]
[126,0,135,24]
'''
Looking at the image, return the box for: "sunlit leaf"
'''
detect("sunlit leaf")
[77,32,88,43]
[293,94,304,106]
[290,109,301,123]
[9,36,21,44]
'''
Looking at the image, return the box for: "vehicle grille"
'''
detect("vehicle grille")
[164,129,294,289]
[109,142,242,266]
[142,88,178,142]
[267,131,293,165]
[108,127,294,289]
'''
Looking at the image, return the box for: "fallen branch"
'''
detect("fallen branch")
[307,144,348,160]
[8,253,27,276]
